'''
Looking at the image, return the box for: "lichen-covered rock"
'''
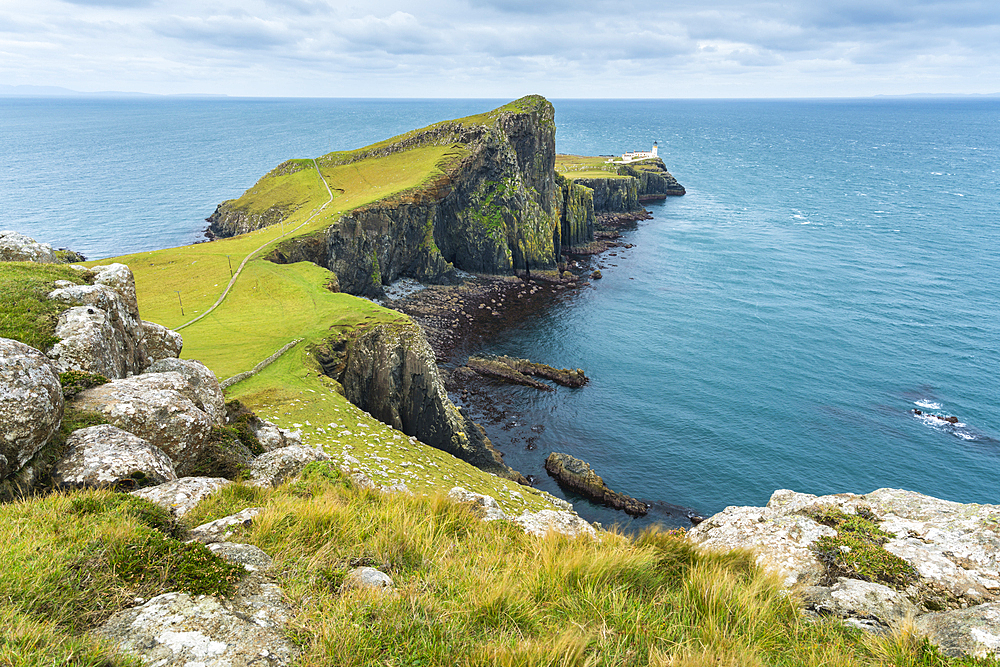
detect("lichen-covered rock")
[144,358,225,426]
[130,476,231,517]
[251,420,301,451]
[50,424,176,490]
[71,373,214,474]
[343,566,394,592]
[342,321,518,480]
[0,230,57,263]
[448,486,509,521]
[689,488,1000,657]
[799,578,918,628]
[208,542,273,572]
[47,263,147,377]
[141,320,183,361]
[915,602,1000,658]
[245,445,330,488]
[95,586,297,667]
[188,508,265,545]
[544,452,647,516]
[447,486,596,539]
[0,338,64,479]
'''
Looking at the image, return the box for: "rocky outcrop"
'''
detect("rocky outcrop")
[0,230,58,263]
[245,445,330,488]
[544,452,648,516]
[558,178,595,249]
[574,176,639,213]
[188,507,265,545]
[95,583,298,667]
[448,486,597,539]
[0,338,64,479]
[71,373,215,475]
[50,424,176,490]
[144,358,226,426]
[689,488,1000,656]
[47,263,149,378]
[141,320,183,361]
[617,158,686,200]
[338,321,519,480]
[465,354,587,390]
[131,476,232,517]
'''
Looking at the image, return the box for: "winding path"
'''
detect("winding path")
[177,159,334,331]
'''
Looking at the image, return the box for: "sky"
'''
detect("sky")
[2,0,999,98]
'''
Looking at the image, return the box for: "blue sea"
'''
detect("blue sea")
[3,97,998,528]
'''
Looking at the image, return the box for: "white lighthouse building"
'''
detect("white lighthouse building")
[610,142,658,164]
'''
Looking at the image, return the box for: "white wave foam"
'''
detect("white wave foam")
[915,400,941,410]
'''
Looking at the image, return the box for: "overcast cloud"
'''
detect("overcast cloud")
[1,0,998,97]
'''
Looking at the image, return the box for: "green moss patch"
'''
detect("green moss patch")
[806,506,917,589]
[60,370,109,399]
[0,261,90,351]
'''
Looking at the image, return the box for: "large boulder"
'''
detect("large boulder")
[70,373,214,474]
[141,321,183,362]
[95,586,297,667]
[0,230,57,263]
[47,263,147,377]
[131,476,231,518]
[50,424,176,490]
[188,508,265,545]
[689,488,1000,651]
[144,359,225,426]
[0,338,64,479]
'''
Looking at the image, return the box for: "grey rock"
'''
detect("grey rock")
[343,567,394,591]
[189,508,265,545]
[47,263,147,377]
[447,486,509,521]
[245,445,330,488]
[71,373,214,475]
[250,419,300,452]
[915,602,1000,658]
[131,476,231,518]
[0,338,64,479]
[208,542,273,572]
[800,578,918,627]
[51,424,176,489]
[0,230,57,263]
[447,486,597,539]
[144,358,225,426]
[342,321,519,480]
[140,321,183,362]
[95,585,297,667]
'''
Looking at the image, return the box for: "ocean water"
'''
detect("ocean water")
[3,97,998,528]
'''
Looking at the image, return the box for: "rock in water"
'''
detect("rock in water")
[0,338,64,479]
[544,452,648,516]
[51,424,177,490]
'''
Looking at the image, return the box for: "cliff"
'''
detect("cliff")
[210,96,578,297]
[555,155,685,214]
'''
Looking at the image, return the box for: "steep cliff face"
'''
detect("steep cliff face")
[334,321,519,480]
[557,177,595,249]
[618,158,686,200]
[574,177,639,213]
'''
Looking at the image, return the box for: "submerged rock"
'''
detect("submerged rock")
[465,354,587,391]
[544,452,648,516]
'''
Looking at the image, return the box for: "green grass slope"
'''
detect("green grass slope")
[1,475,991,667]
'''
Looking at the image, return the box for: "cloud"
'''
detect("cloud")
[151,12,297,50]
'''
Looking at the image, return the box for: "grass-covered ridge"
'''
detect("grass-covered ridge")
[2,473,991,666]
